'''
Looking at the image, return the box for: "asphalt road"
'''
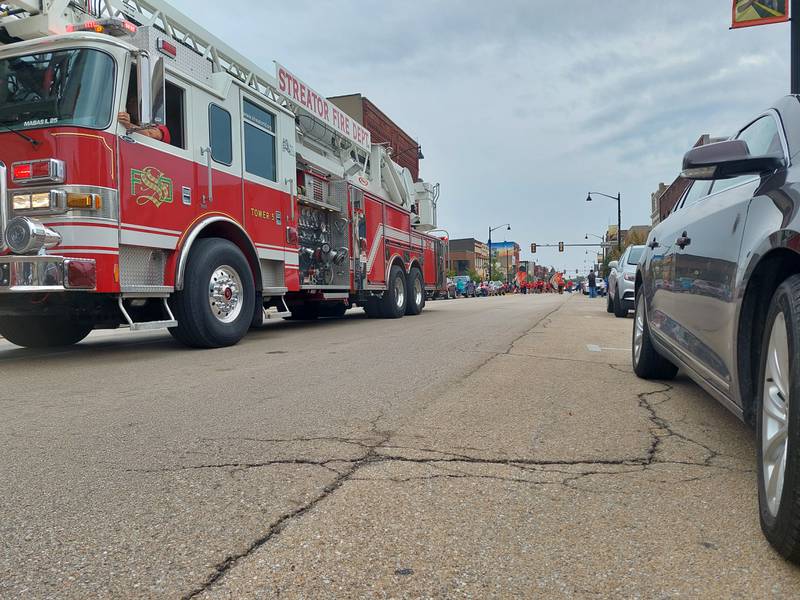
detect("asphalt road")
[2,293,799,598]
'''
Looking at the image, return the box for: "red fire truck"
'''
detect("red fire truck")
[0,0,446,348]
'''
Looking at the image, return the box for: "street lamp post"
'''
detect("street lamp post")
[586,192,622,252]
[585,232,607,263]
[488,223,511,282]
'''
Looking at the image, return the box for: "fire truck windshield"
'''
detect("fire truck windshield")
[0,48,115,131]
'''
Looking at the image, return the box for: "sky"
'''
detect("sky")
[171,0,791,274]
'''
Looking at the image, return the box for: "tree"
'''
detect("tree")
[601,228,650,276]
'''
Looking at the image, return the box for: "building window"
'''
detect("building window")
[243,98,276,182]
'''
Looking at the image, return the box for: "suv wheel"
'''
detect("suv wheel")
[632,286,678,380]
[757,276,800,562]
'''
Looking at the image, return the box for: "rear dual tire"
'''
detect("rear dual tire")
[379,265,407,318]
[405,269,425,316]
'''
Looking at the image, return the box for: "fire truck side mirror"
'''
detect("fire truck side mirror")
[150,57,166,126]
[136,52,153,127]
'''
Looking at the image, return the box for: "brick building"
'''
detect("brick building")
[448,238,489,278]
[651,134,725,225]
[328,93,421,181]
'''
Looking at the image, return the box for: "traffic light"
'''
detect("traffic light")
[558,241,564,252]
[531,243,537,253]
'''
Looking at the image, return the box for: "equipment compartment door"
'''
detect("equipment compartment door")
[364,195,385,285]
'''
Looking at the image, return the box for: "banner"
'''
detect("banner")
[275,63,372,153]
[732,1,789,29]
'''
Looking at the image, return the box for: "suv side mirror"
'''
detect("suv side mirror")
[608,260,619,270]
[682,139,785,180]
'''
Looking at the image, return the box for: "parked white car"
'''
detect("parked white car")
[607,245,645,317]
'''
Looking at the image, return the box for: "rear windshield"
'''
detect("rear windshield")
[627,247,644,265]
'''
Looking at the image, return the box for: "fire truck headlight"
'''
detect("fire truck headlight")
[5,217,61,255]
[10,190,66,214]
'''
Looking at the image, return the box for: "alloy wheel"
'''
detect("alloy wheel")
[413,277,423,307]
[634,299,644,365]
[394,276,405,310]
[763,311,790,518]
[208,264,244,324]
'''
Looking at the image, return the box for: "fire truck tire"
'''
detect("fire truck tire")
[169,238,255,348]
[405,268,425,316]
[380,265,407,319]
[0,317,92,348]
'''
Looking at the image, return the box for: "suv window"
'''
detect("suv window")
[627,247,644,264]
[680,180,712,209]
[738,115,782,156]
[710,115,783,194]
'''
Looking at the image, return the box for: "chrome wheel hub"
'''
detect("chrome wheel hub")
[634,299,644,364]
[413,277,423,307]
[763,312,790,518]
[394,276,405,309]
[208,265,243,324]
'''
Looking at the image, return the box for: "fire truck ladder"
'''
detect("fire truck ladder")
[0,0,366,158]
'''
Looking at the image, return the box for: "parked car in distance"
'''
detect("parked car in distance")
[490,281,507,295]
[633,95,800,562]
[446,278,456,299]
[453,275,476,298]
[608,245,645,317]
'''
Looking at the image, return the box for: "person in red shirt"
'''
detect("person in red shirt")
[118,91,171,144]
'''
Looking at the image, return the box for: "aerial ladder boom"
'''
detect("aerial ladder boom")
[0,0,437,222]
[0,0,368,161]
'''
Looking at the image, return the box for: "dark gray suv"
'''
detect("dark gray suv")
[634,95,800,562]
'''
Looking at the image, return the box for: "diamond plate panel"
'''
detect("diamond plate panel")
[260,259,284,288]
[120,245,166,287]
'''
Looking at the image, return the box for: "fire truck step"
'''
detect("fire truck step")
[117,297,178,332]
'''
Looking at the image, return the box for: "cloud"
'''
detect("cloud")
[170,0,791,272]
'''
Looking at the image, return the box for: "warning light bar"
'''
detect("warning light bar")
[157,38,178,59]
[66,18,137,37]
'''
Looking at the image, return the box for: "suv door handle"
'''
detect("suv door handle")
[648,238,659,249]
[676,231,691,249]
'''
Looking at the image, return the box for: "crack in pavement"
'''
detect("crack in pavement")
[179,299,750,598]
[181,412,392,600]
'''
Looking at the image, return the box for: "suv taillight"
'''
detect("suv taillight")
[11,159,65,185]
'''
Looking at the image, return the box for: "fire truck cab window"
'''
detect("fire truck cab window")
[123,66,181,148]
[164,81,185,149]
[243,98,276,182]
[208,104,232,165]
[0,48,114,130]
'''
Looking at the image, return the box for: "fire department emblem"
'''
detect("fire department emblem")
[131,167,174,208]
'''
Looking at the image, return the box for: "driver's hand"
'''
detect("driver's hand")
[117,111,132,130]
